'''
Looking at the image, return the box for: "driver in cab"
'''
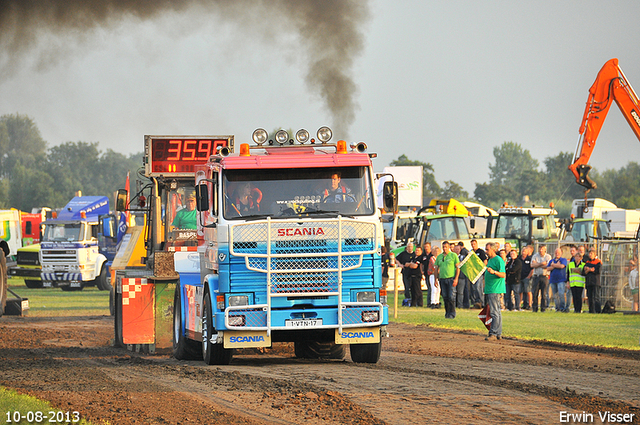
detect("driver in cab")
[320,172,353,203]
[172,193,197,230]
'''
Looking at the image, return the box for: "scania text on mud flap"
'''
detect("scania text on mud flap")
[170,127,396,365]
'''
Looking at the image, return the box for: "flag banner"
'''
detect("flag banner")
[459,251,487,284]
[478,304,492,330]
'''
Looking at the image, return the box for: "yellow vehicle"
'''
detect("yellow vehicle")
[9,243,42,288]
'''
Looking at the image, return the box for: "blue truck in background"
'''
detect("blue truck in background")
[39,195,123,291]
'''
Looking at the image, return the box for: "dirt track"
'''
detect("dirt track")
[1,316,639,424]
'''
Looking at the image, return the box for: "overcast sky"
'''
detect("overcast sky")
[2,0,640,197]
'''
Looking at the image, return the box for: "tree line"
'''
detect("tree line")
[0,114,142,211]
[2,113,638,217]
[391,141,640,217]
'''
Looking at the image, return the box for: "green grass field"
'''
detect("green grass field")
[0,388,93,425]
[387,293,640,350]
[7,278,110,317]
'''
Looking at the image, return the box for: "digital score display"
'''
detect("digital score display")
[145,136,234,176]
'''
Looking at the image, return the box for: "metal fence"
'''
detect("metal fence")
[535,239,639,311]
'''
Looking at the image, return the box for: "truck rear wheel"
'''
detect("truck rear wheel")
[0,251,7,317]
[95,265,111,291]
[349,341,382,363]
[172,286,201,360]
[294,341,346,360]
[24,280,43,289]
[202,294,232,365]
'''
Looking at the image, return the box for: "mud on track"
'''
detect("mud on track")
[1,316,639,424]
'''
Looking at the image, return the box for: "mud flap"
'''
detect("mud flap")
[335,327,380,344]
[223,331,271,348]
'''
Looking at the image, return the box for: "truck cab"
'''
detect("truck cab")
[183,128,389,365]
[39,196,111,290]
[492,204,559,251]
[562,218,610,242]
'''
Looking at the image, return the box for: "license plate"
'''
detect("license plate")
[285,318,322,328]
[42,281,54,288]
[70,281,82,288]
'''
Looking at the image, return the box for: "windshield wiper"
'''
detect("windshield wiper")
[239,214,271,221]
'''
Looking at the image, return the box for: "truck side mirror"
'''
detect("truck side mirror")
[382,181,398,213]
[100,215,117,239]
[116,189,128,212]
[469,218,476,229]
[537,220,544,230]
[195,183,209,212]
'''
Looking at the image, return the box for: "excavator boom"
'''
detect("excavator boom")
[569,58,640,191]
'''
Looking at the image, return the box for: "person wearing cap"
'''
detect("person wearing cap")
[172,193,197,229]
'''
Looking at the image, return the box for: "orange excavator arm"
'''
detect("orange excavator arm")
[569,58,640,191]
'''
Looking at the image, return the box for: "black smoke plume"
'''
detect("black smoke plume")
[0,0,370,137]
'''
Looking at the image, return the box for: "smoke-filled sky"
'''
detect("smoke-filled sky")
[2,0,640,196]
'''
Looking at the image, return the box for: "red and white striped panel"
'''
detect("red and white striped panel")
[168,246,199,252]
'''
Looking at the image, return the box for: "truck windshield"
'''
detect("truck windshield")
[223,166,375,219]
[42,222,83,242]
[495,215,530,239]
[571,220,610,241]
[424,216,471,241]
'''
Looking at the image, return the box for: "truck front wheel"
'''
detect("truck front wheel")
[349,342,382,363]
[202,295,232,365]
[95,265,111,291]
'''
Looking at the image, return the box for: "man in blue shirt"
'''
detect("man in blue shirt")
[547,248,568,312]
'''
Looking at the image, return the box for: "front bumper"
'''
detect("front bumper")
[9,267,42,279]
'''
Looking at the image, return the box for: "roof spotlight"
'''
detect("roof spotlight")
[295,129,310,144]
[317,126,332,144]
[252,128,268,146]
[275,129,289,145]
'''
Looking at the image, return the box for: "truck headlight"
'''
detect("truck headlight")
[356,291,376,303]
[275,129,289,145]
[295,129,310,144]
[228,295,249,307]
[361,311,379,322]
[317,126,332,144]
[228,315,246,327]
[252,128,268,145]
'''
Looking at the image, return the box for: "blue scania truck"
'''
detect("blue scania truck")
[115,130,397,364]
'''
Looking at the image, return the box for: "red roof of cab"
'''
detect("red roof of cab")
[220,147,371,169]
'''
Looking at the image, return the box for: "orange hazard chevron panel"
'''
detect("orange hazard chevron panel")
[122,278,155,344]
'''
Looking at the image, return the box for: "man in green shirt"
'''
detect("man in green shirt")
[484,242,506,341]
[172,194,197,230]
[434,241,460,319]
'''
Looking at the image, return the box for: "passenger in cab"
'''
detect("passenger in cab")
[228,182,262,216]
